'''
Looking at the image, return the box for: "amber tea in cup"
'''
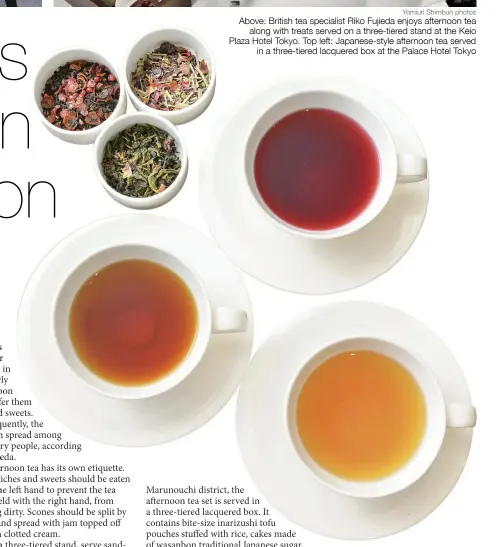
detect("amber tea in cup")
[296,350,426,481]
[69,259,198,387]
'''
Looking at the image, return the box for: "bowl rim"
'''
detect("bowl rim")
[123,26,216,121]
[93,111,189,205]
[34,47,126,139]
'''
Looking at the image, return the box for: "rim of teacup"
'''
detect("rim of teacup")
[285,337,447,499]
[51,243,211,400]
[244,90,398,241]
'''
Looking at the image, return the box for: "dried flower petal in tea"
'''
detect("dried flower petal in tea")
[130,42,210,112]
[101,123,181,199]
[41,60,120,132]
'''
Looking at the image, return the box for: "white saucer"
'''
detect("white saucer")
[200,78,429,294]
[17,215,253,447]
[236,301,473,540]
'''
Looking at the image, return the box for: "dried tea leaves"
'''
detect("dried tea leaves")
[41,61,120,132]
[130,42,210,112]
[102,123,181,199]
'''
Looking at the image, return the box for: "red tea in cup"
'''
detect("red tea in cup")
[254,109,380,231]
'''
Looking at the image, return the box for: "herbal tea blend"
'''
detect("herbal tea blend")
[41,61,120,131]
[130,42,210,111]
[102,123,181,198]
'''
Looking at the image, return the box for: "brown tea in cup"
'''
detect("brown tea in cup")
[69,259,197,386]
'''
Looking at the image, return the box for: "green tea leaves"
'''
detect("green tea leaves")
[102,123,181,199]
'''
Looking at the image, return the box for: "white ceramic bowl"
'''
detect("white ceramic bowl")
[124,28,216,125]
[34,48,127,145]
[93,112,188,210]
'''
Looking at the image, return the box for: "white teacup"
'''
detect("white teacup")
[286,337,476,499]
[245,90,428,240]
[53,244,248,400]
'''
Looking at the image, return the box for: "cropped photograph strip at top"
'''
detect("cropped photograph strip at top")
[53,0,458,8]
